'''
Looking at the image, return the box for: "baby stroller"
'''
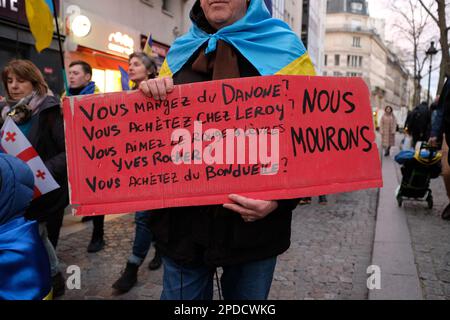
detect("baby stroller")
[395,142,442,209]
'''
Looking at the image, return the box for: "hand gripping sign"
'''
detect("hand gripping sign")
[63,75,382,216]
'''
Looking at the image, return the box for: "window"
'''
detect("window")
[347,55,363,68]
[333,71,343,77]
[323,71,328,76]
[353,37,361,48]
[346,72,363,77]
[324,54,328,66]
[350,2,363,13]
[335,54,340,66]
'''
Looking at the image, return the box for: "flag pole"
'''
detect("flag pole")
[51,0,69,96]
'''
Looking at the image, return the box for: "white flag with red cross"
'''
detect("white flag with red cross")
[0,117,60,198]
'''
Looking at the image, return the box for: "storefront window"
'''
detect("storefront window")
[92,69,122,93]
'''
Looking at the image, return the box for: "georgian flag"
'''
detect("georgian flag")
[0,117,60,198]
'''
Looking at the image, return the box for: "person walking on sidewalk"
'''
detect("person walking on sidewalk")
[112,52,162,293]
[139,0,315,300]
[1,59,68,297]
[405,101,431,147]
[380,106,397,157]
[66,60,105,253]
[429,77,450,219]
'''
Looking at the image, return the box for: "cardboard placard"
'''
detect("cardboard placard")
[63,75,382,215]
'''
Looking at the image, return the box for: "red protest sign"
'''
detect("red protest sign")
[63,75,382,216]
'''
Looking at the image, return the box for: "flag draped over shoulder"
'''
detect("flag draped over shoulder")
[159,0,316,78]
[0,118,59,198]
[25,0,54,53]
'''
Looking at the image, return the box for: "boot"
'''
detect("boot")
[112,262,139,293]
[87,237,105,253]
[52,272,66,298]
[148,250,162,270]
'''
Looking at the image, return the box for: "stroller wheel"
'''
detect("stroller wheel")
[426,195,433,209]
[397,195,403,207]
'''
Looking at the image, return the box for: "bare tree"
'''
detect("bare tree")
[391,0,433,106]
[418,0,449,94]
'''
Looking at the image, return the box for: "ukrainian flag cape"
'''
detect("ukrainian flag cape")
[0,154,52,300]
[160,0,316,77]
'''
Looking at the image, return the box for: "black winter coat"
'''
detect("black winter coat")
[149,44,299,267]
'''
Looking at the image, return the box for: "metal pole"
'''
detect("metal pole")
[51,0,69,96]
[427,55,433,105]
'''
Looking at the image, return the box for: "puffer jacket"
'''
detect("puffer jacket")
[0,153,52,300]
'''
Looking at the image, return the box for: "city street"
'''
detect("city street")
[56,135,450,300]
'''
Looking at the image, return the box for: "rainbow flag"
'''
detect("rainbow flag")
[25,0,54,53]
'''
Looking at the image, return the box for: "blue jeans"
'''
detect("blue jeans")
[161,256,277,300]
[128,211,153,266]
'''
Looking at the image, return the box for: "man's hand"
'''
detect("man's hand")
[139,77,174,100]
[223,194,278,223]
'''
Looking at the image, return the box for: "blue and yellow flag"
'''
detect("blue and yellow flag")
[159,0,315,78]
[143,34,153,57]
[25,0,54,53]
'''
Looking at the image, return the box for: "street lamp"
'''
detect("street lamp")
[426,41,438,105]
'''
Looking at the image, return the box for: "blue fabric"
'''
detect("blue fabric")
[68,81,96,96]
[395,150,415,165]
[18,120,32,137]
[160,256,277,300]
[0,153,51,300]
[119,66,130,91]
[128,210,153,266]
[166,0,307,76]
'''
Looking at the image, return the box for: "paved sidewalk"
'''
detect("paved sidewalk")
[58,189,378,300]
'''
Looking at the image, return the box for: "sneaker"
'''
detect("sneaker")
[87,238,105,253]
[318,195,328,205]
[148,251,162,270]
[442,204,450,220]
[112,262,139,293]
[52,272,66,298]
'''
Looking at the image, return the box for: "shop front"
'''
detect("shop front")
[0,0,64,97]
[64,4,141,93]
[64,4,170,93]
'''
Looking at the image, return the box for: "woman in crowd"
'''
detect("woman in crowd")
[0,59,68,297]
[112,52,162,294]
[380,105,397,157]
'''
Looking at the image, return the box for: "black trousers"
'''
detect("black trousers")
[46,209,65,248]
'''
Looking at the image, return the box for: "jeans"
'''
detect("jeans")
[38,223,60,277]
[160,256,277,300]
[128,211,153,266]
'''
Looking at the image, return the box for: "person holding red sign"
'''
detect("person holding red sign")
[0,59,68,298]
[139,0,316,300]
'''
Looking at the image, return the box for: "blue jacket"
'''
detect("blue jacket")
[431,77,447,139]
[0,153,51,300]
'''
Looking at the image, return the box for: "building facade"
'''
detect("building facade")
[301,0,327,75]
[324,0,410,126]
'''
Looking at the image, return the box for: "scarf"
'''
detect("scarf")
[160,0,315,78]
[1,91,47,121]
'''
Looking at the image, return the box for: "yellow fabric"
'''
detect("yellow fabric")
[414,150,442,166]
[43,289,53,300]
[158,53,316,78]
[25,0,54,53]
[276,54,316,76]
[158,59,173,78]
